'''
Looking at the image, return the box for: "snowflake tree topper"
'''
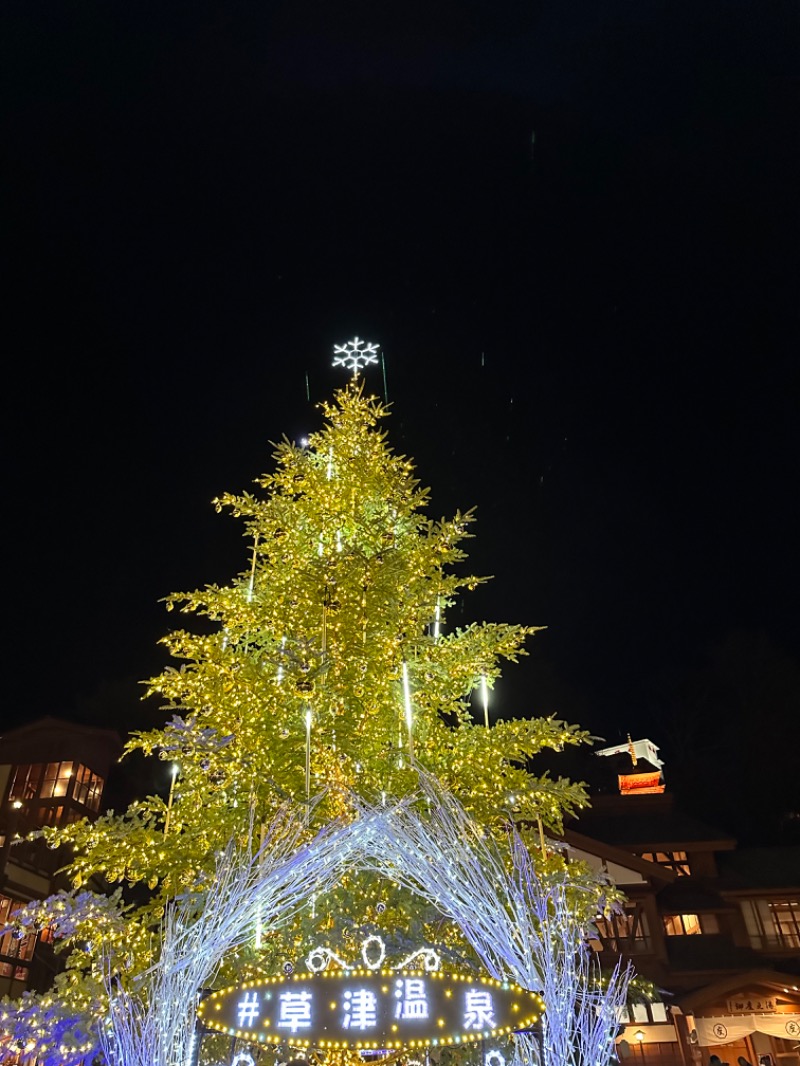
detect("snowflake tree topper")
[333,337,380,376]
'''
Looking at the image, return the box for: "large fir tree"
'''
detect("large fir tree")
[1,378,594,1061]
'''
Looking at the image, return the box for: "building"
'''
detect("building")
[0,717,122,999]
[562,739,800,1066]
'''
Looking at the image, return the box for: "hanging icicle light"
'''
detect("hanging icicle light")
[481,674,490,729]
[305,709,313,805]
[402,661,414,759]
[277,637,286,682]
[247,535,259,603]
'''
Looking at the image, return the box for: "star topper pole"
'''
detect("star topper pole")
[332,336,380,377]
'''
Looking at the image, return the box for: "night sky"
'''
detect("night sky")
[3,0,798,839]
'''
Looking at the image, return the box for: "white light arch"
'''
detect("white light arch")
[98,779,631,1066]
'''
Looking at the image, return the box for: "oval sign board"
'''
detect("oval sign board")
[198,968,543,1050]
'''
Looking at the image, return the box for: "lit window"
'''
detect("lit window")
[615,1002,670,1025]
[33,805,66,827]
[73,765,104,812]
[741,899,800,949]
[769,901,800,948]
[594,907,651,952]
[40,762,74,799]
[650,1002,668,1023]
[8,765,40,801]
[663,913,718,935]
[641,851,691,876]
[0,897,37,966]
[8,762,75,802]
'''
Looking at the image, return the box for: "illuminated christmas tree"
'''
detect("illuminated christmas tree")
[0,346,604,1064]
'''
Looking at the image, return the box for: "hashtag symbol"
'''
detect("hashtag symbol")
[237,991,260,1027]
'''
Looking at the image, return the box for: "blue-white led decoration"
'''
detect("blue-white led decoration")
[230,1054,256,1066]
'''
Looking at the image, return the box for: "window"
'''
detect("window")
[595,906,651,952]
[8,764,41,802]
[769,901,800,947]
[73,764,103,812]
[641,851,691,876]
[616,1001,670,1025]
[7,762,104,815]
[9,762,74,802]
[0,896,36,970]
[32,805,66,828]
[40,762,73,799]
[742,899,800,949]
[662,913,719,935]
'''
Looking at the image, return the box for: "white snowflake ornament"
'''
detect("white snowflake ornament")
[333,336,380,376]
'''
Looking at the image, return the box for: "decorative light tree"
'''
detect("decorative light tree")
[0,344,612,1065]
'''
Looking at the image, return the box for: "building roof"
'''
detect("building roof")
[715,846,800,891]
[560,827,677,882]
[0,716,123,774]
[595,737,664,772]
[675,969,800,1012]
[570,793,736,850]
[657,882,738,913]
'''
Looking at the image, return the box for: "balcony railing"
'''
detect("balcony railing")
[749,933,800,951]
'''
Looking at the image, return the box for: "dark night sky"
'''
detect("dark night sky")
[2,0,799,836]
